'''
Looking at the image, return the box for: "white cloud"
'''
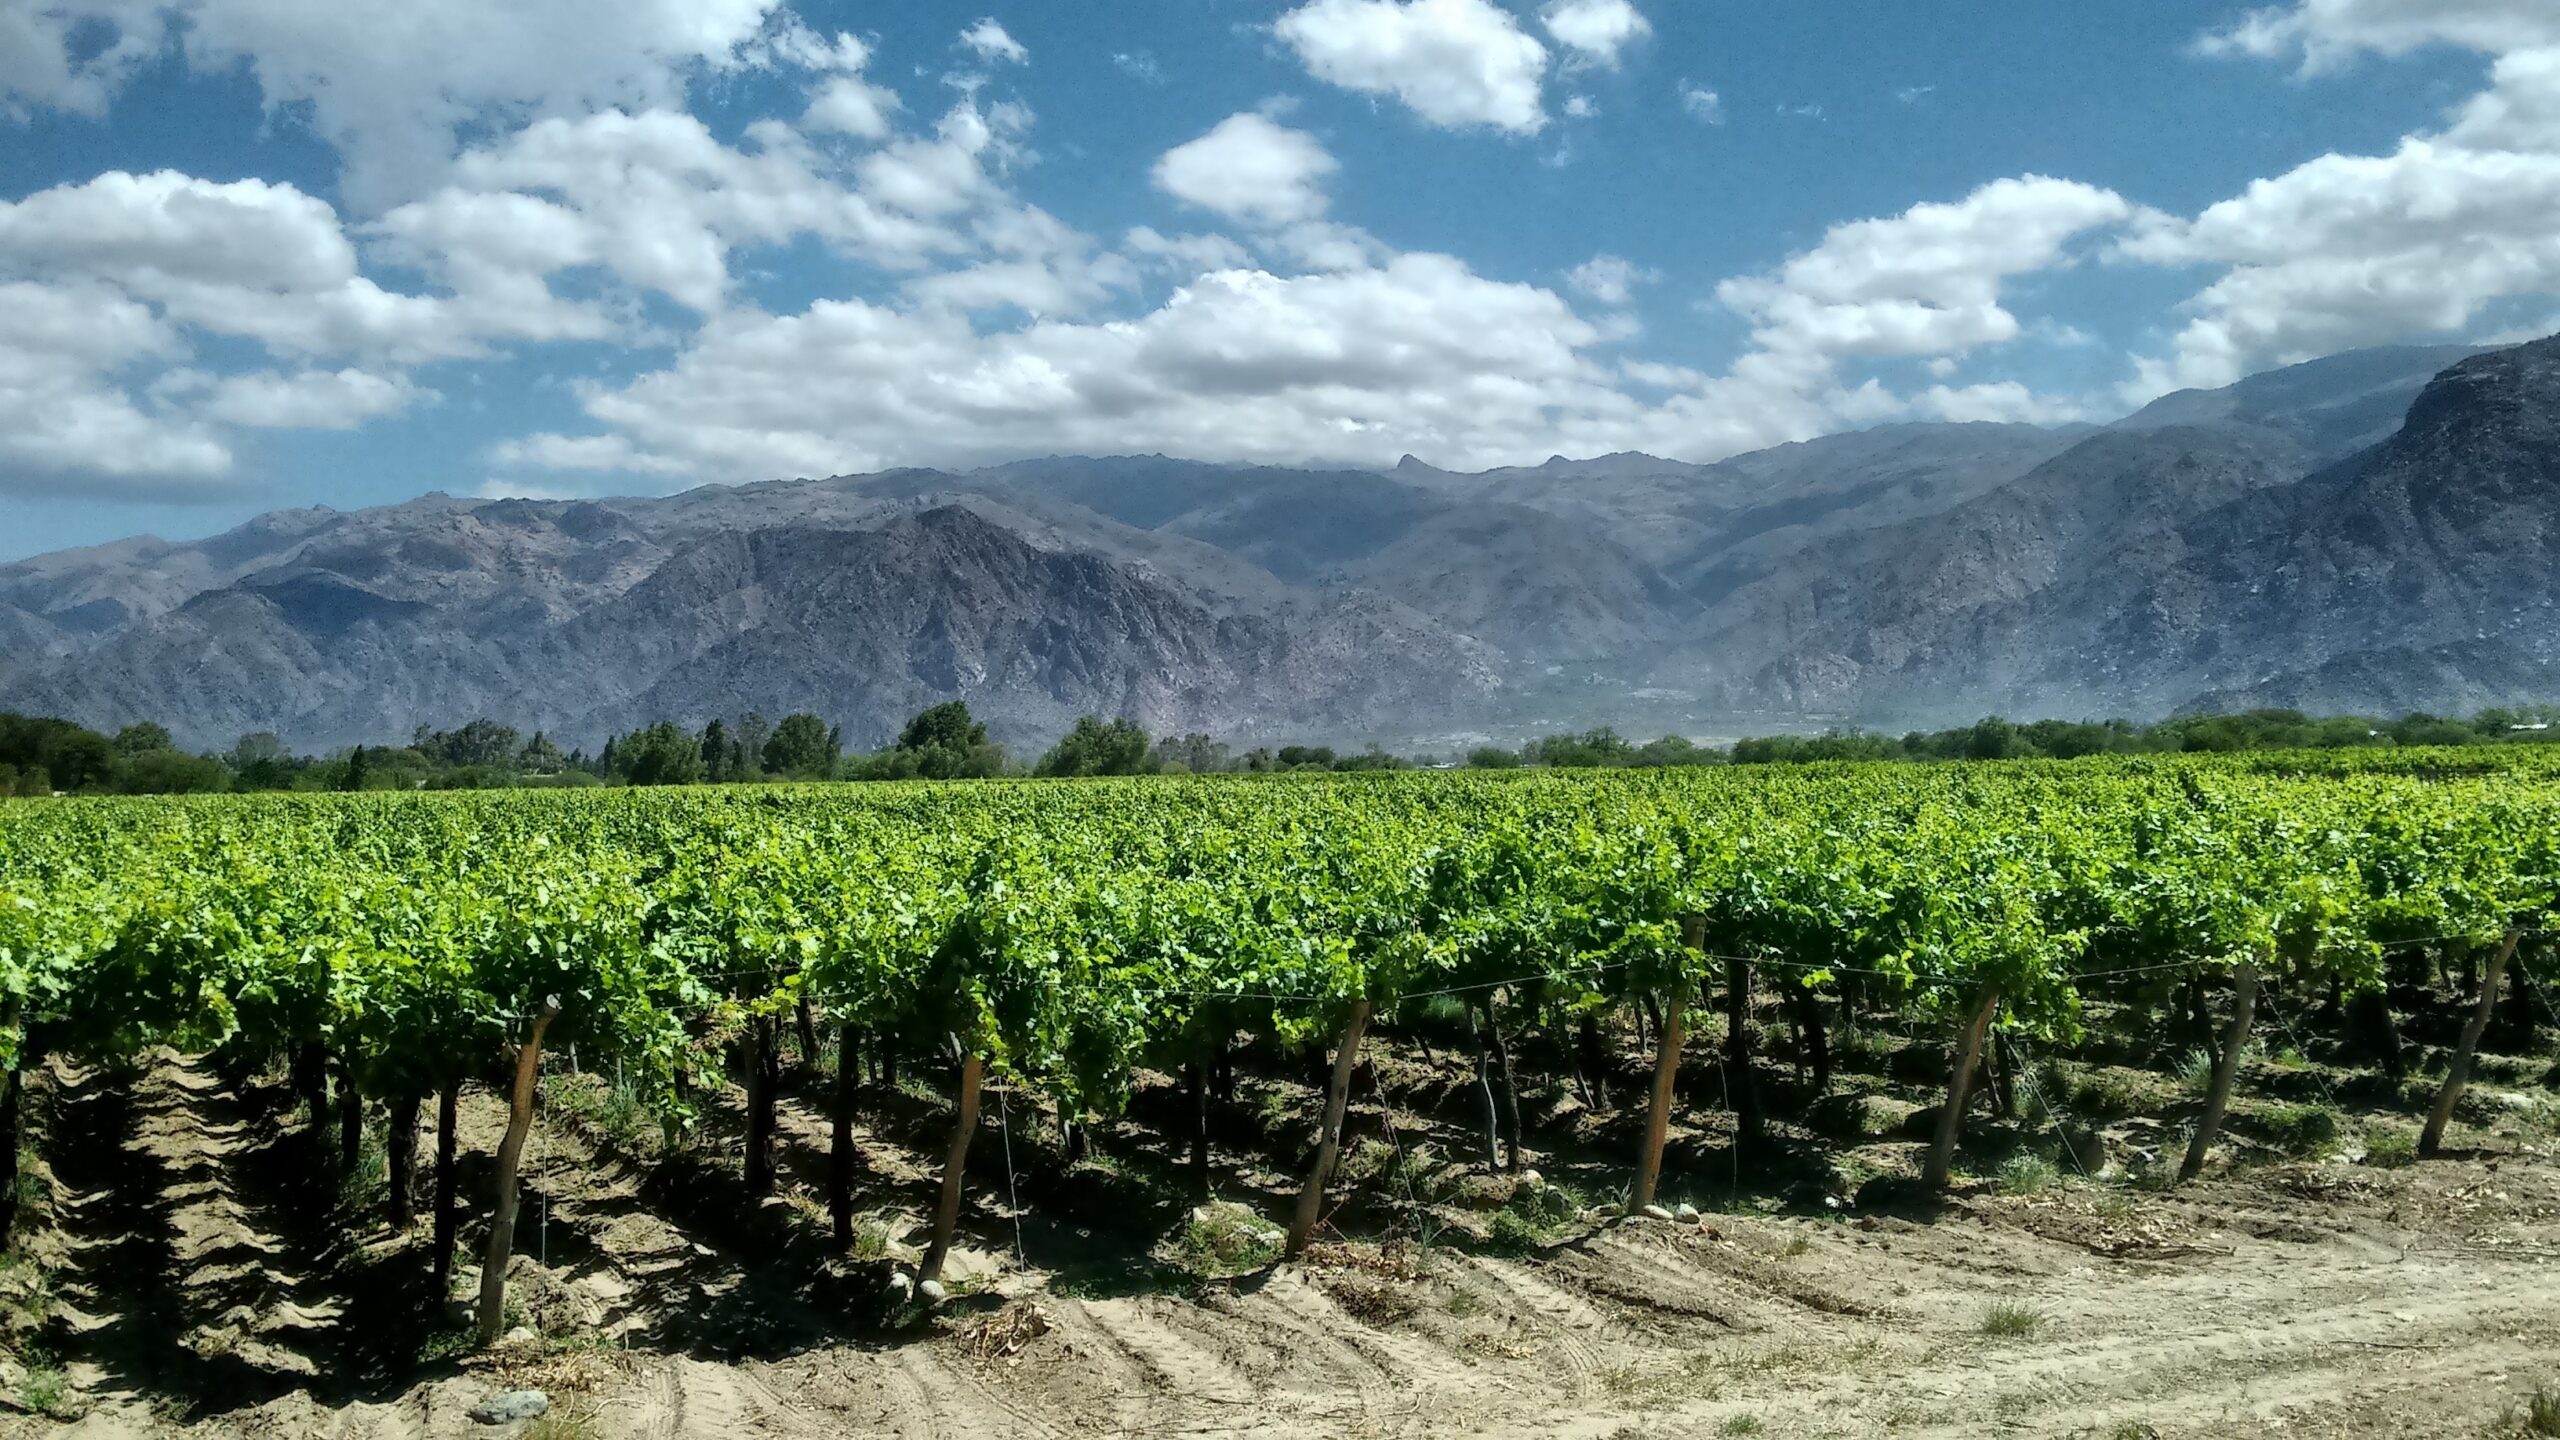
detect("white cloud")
[190,367,422,429]
[1720,176,2133,364]
[1678,81,1723,124]
[1541,0,1650,69]
[1274,0,1550,134]
[1564,94,1599,118]
[1566,254,1656,307]
[0,279,232,494]
[960,18,1029,65]
[1912,380,2099,425]
[804,75,901,139]
[495,253,1650,481]
[1154,114,1339,227]
[0,0,165,119]
[5,0,808,212]
[1123,227,1256,275]
[2199,0,2560,71]
[2122,12,2560,396]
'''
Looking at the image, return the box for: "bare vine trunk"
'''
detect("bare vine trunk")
[1286,999,1371,1259]
[386,1092,419,1231]
[919,1052,984,1285]
[830,1022,858,1248]
[2422,929,2522,1158]
[1925,988,2001,1188]
[2179,959,2259,1183]
[431,1077,461,1294]
[477,997,560,1342]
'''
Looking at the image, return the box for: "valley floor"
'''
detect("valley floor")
[9,1044,2560,1440]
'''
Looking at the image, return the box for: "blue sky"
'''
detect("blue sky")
[2,0,2555,559]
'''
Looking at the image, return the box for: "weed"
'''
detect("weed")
[2363,1126,2418,1169]
[1980,1301,2043,1338]
[1445,1287,1488,1319]
[17,1352,68,1417]
[2271,1046,2310,1071]
[2068,1069,2149,1119]
[1782,1234,1812,1258]
[523,1407,602,1440]
[2093,1188,2140,1221]
[2490,1380,2560,1438]
[1486,1178,1587,1255]
[849,1211,897,1262]
[1996,1151,2058,1195]
[1170,1203,1283,1278]
[2260,1103,2340,1155]
[2176,1047,2219,1094]
[1719,1416,1765,1435]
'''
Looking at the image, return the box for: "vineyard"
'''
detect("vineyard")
[5,752,2560,1437]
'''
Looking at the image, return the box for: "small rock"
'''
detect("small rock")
[1518,1169,1544,1188]
[1672,1203,1701,1223]
[469,1390,549,1425]
[887,1271,916,1301]
[1638,1203,1673,1221]
[919,1278,948,1305]
[502,1326,537,1345]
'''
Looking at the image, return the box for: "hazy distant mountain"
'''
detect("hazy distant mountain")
[0,339,2543,750]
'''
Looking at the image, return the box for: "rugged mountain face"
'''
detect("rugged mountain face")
[1712,340,2557,720]
[0,339,2544,749]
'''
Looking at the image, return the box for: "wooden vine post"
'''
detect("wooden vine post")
[1925,987,2001,1188]
[1285,997,1372,1259]
[2421,927,2523,1158]
[477,995,560,1343]
[919,1051,985,1285]
[2178,956,2260,1183]
[1632,915,1703,1211]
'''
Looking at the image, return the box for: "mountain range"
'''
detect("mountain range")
[0,336,2550,752]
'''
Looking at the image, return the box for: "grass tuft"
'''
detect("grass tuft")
[1995,1151,2058,1195]
[1980,1301,2044,1338]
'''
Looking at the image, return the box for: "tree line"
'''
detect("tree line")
[3,701,2555,797]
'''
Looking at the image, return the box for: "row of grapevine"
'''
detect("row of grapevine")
[3,753,2556,1334]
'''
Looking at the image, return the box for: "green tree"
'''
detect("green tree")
[763,713,837,776]
[887,701,1007,779]
[616,723,704,786]
[1037,716,1152,777]
[112,722,174,755]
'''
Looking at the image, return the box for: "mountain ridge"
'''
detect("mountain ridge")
[0,341,2544,749]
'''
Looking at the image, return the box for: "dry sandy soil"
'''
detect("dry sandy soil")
[7,1039,2560,1440]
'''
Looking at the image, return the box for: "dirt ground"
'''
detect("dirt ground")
[9,1032,2560,1440]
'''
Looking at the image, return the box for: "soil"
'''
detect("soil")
[8,1020,2560,1440]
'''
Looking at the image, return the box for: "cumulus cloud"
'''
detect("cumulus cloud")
[1153,114,1339,227]
[1677,81,1723,124]
[494,253,1650,481]
[1541,0,1650,69]
[2199,0,2560,71]
[0,279,232,495]
[1,0,810,211]
[1566,254,1657,307]
[1274,0,1550,134]
[181,367,423,429]
[1719,176,2134,365]
[960,18,1029,65]
[2125,3,2560,396]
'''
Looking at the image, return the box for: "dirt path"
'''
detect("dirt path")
[12,1052,2560,1439]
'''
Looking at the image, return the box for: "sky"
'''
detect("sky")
[1,0,2556,559]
